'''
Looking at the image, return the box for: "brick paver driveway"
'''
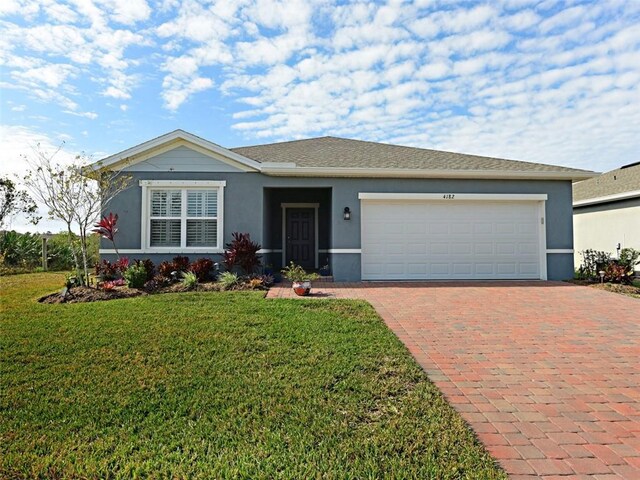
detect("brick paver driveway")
[268,282,640,478]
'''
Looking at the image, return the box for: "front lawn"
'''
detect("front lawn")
[1,273,504,479]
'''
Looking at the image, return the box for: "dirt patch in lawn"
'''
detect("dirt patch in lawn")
[569,280,640,299]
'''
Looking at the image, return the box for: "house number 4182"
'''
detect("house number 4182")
[442,194,455,199]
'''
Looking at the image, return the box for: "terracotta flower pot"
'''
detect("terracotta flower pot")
[292,281,311,296]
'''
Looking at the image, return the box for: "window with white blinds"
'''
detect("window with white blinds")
[146,186,222,250]
[186,190,217,247]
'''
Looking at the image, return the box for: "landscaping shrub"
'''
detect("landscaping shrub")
[182,271,198,290]
[158,261,175,279]
[172,255,190,272]
[95,259,119,280]
[124,262,148,288]
[223,232,261,274]
[619,248,640,273]
[133,259,155,281]
[218,271,239,290]
[190,257,214,281]
[46,233,76,271]
[578,249,612,278]
[603,263,630,284]
[102,279,125,291]
[0,230,41,269]
[578,248,639,284]
[95,257,129,280]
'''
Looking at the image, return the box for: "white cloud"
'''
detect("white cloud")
[0,124,79,232]
[2,0,639,173]
[162,76,214,110]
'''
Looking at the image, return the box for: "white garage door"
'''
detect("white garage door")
[360,195,546,280]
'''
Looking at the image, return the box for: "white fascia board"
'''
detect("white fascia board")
[89,129,261,172]
[573,189,640,207]
[358,193,548,201]
[260,166,596,181]
[139,180,227,188]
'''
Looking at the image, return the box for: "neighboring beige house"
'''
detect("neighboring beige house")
[573,162,640,269]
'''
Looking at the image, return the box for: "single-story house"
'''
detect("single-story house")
[91,129,595,282]
[573,162,640,269]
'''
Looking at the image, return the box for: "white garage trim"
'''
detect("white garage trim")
[358,193,548,201]
[360,193,548,281]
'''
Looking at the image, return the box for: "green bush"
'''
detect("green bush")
[124,263,148,288]
[0,231,41,269]
[578,249,611,278]
[619,248,640,273]
[218,271,239,290]
[182,271,198,290]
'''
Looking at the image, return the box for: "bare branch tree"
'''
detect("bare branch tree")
[22,144,131,285]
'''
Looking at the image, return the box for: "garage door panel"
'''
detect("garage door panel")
[450,223,472,234]
[452,263,473,275]
[475,263,494,275]
[496,243,516,255]
[475,243,494,255]
[431,263,450,275]
[429,223,449,234]
[519,263,539,275]
[407,243,427,254]
[451,243,472,255]
[519,243,538,255]
[496,223,516,234]
[407,263,428,275]
[474,223,493,234]
[496,263,517,275]
[361,200,542,280]
[430,242,450,255]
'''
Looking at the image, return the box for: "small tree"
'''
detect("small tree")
[23,144,131,285]
[0,176,40,228]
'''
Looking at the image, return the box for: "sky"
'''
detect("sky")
[1,0,639,232]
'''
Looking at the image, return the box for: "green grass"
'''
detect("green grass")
[1,273,504,479]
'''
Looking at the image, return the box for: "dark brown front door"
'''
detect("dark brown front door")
[286,208,315,269]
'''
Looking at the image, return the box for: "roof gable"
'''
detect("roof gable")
[90,129,261,172]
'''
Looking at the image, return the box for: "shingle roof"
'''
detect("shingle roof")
[231,136,592,174]
[573,163,640,202]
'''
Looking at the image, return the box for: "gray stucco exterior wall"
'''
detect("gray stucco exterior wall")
[102,171,575,281]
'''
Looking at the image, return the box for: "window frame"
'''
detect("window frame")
[140,180,226,253]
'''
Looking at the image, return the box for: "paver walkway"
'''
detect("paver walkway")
[268,281,640,478]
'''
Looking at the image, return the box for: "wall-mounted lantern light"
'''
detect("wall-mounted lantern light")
[343,207,351,220]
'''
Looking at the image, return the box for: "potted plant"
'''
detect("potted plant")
[281,261,320,296]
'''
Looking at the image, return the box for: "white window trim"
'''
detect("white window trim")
[140,180,226,253]
[281,203,319,269]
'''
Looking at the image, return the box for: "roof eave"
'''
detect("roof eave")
[573,189,640,207]
[260,166,597,181]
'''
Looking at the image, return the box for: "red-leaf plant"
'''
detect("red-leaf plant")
[223,232,262,274]
[92,212,120,258]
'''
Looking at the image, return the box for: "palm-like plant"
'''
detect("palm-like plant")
[92,212,119,258]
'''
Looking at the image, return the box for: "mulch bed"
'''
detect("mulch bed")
[569,280,640,299]
[39,286,146,304]
[38,281,265,304]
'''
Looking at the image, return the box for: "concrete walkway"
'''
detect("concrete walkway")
[267,281,640,478]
